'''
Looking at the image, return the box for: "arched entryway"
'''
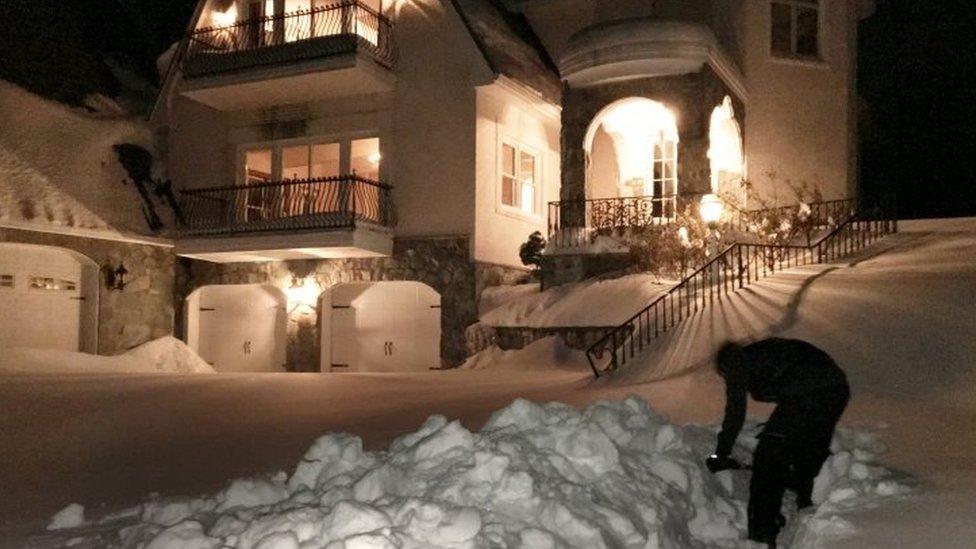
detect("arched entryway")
[0,243,99,353]
[320,281,441,372]
[184,284,287,372]
[709,96,745,196]
[583,97,680,203]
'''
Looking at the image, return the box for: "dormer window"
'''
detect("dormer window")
[771,0,821,60]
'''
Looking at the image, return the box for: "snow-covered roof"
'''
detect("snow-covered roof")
[450,0,562,104]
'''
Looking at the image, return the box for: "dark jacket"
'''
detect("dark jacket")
[715,338,848,457]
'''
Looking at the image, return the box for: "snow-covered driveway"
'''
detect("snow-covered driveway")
[2,218,975,547]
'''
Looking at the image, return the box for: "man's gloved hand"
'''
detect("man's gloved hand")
[705,454,743,473]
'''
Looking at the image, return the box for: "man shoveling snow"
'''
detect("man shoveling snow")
[707,338,850,547]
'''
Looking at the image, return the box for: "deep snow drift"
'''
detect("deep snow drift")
[0,80,158,235]
[479,275,669,328]
[0,336,214,375]
[459,337,589,373]
[58,398,904,548]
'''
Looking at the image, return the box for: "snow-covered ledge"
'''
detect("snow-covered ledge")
[559,18,748,102]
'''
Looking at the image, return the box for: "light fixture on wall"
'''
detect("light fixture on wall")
[285,277,320,313]
[104,263,128,291]
[700,193,725,228]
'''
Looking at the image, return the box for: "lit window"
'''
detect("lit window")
[350,138,381,181]
[500,141,538,215]
[771,0,820,60]
[29,277,76,291]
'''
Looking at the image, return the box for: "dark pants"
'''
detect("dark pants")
[748,385,850,540]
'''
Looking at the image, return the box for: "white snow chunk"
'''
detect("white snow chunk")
[75,397,906,548]
[47,503,85,530]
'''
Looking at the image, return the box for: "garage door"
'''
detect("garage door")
[185,284,287,372]
[323,281,440,372]
[0,244,98,352]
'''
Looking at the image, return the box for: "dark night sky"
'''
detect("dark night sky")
[859,0,976,218]
[0,0,973,219]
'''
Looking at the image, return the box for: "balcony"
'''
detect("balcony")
[180,1,396,110]
[548,194,694,249]
[175,176,396,262]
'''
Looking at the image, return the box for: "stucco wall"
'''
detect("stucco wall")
[736,0,858,202]
[0,228,176,355]
[474,83,561,268]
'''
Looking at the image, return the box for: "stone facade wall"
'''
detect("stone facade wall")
[561,66,745,226]
[0,228,176,355]
[177,236,528,371]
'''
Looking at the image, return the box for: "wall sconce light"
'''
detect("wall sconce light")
[285,277,320,313]
[104,263,128,291]
[700,193,725,228]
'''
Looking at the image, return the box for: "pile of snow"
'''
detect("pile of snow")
[459,336,590,373]
[0,80,157,234]
[82,398,904,548]
[480,274,669,328]
[0,336,214,375]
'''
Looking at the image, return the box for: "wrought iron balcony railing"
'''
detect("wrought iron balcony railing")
[184,1,395,77]
[547,194,698,249]
[178,175,396,236]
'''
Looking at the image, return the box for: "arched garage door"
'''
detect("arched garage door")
[0,243,98,353]
[321,281,440,372]
[184,284,287,372]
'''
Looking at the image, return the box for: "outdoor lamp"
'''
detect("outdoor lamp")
[105,263,128,291]
[700,193,724,227]
[286,277,320,313]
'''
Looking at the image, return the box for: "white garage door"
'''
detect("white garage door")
[186,284,287,372]
[323,281,440,372]
[0,244,98,353]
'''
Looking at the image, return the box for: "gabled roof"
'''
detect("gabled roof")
[449,0,562,104]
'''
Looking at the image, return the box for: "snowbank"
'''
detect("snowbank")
[83,398,904,548]
[459,336,590,373]
[479,274,669,328]
[0,336,214,375]
[0,80,157,234]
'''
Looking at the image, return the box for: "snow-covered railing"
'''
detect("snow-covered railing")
[178,175,396,236]
[184,1,395,77]
[584,196,897,377]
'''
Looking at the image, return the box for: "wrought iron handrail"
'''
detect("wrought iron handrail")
[185,1,395,76]
[178,175,396,235]
[584,196,897,378]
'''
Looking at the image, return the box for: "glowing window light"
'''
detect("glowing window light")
[367,151,382,165]
[600,100,679,193]
[211,5,238,28]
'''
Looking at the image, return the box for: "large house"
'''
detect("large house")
[0,0,875,372]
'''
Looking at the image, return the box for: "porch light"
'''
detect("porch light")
[700,193,724,227]
[285,277,320,312]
